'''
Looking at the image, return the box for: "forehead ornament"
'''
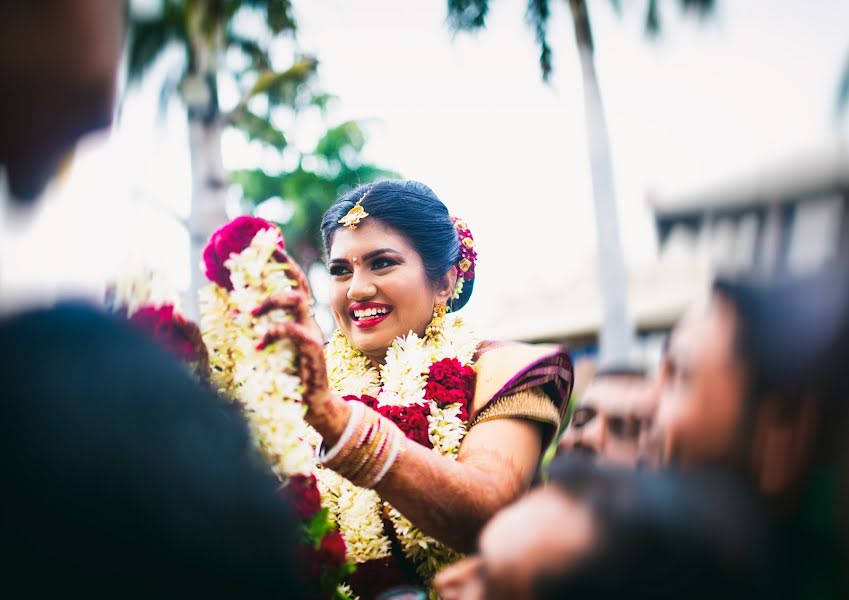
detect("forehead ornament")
[338,191,370,230]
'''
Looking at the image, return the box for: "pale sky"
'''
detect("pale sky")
[2,0,848,338]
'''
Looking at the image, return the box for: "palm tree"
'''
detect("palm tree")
[127,0,317,315]
[233,119,400,268]
[447,0,714,366]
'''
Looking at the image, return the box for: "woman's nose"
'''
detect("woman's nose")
[347,268,377,301]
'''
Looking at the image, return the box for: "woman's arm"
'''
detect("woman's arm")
[255,285,545,553]
[375,416,542,552]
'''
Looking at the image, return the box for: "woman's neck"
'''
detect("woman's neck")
[363,350,386,369]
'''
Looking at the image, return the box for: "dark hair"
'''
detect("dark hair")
[0,303,304,598]
[320,180,474,310]
[593,366,647,380]
[713,268,849,457]
[537,457,774,600]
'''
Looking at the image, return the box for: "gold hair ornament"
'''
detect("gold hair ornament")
[338,192,370,230]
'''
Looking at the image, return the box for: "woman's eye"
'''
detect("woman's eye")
[371,258,396,270]
[329,266,351,277]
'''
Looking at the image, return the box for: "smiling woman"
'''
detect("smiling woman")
[261,180,573,596]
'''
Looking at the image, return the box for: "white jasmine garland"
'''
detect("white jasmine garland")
[323,315,479,583]
[199,228,314,479]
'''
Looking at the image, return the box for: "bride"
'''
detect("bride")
[260,180,572,594]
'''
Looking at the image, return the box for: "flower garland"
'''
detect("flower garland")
[319,316,479,586]
[199,217,352,599]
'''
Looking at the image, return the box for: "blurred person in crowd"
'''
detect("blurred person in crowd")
[0,0,124,202]
[434,456,772,600]
[645,268,849,597]
[0,2,304,596]
[557,367,652,467]
[1,306,305,597]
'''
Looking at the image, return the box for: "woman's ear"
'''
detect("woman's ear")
[435,268,458,305]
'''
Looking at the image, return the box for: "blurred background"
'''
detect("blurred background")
[1,0,847,370]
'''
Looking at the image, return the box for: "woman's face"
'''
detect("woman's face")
[643,294,747,468]
[327,219,453,364]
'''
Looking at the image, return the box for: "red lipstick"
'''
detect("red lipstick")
[349,302,394,329]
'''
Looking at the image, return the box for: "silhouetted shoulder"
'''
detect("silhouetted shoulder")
[0,302,304,598]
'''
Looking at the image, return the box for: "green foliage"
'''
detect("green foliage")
[231,110,287,149]
[127,1,396,270]
[127,0,316,121]
[233,120,400,266]
[447,0,716,81]
[305,507,333,545]
[446,0,489,30]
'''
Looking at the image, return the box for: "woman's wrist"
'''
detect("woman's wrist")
[306,393,351,446]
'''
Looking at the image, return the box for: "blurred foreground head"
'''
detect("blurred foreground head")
[648,265,849,500]
[558,367,651,467]
[0,0,124,201]
[0,304,303,597]
[435,456,771,600]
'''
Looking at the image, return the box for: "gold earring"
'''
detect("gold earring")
[425,302,450,338]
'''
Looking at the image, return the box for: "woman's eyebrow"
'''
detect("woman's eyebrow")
[361,248,403,262]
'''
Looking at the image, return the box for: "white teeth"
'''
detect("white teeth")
[352,307,390,320]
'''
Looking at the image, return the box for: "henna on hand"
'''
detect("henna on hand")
[253,292,311,324]
[255,320,348,441]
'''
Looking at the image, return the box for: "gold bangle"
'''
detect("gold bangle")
[367,423,403,488]
[323,405,370,471]
[356,419,394,487]
[346,413,385,482]
[339,415,380,484]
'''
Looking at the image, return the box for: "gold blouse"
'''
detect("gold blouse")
[470,386,560,432]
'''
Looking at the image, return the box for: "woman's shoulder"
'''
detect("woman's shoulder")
[472,340,572,404]
[474,339,569,373]
[469,340,573,435]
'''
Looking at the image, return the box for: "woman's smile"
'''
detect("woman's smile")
[349,302,394,328]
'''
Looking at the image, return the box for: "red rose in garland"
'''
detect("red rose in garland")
[129,304,209,378]
[346,396,434,448]
[319,530,348,567]
[425,358,476,421]
[377,404,432,448]
[203,215,284,290]
[346,394,378,410]
[285,473,323,520]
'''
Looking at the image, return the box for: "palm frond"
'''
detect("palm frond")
[526,0,553,81]
[446,0,490,31]
[126,15,186,83]
[679,0,716,18]
[265,0,297,34]
[837,49,849,118]
[228,33,272,71]
[231,0,297,34]
[644,0,661,37]
[231,109,288,149]
[250,56,318,106]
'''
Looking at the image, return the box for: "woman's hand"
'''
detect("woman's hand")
[252,256,351,444]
